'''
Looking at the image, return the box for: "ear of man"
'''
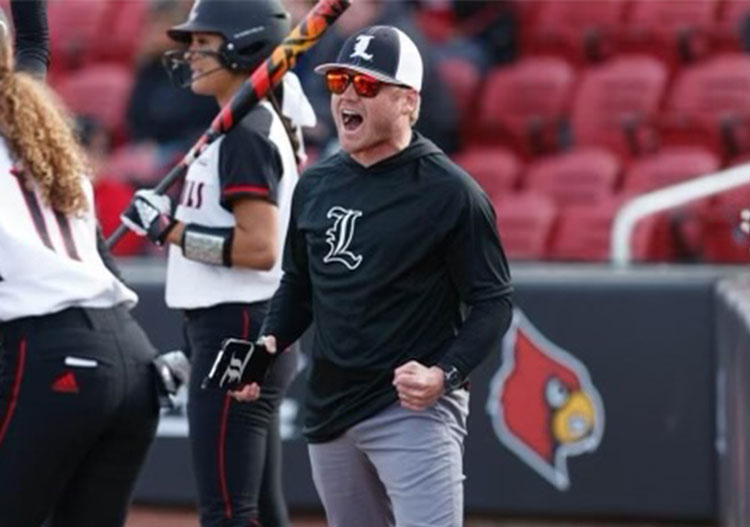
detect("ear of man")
[405,89,421,126]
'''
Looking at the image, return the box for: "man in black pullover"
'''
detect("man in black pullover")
[234,25,513,527]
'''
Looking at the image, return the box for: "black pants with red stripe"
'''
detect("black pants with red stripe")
[184,302,298,527]
[0,305,160,527]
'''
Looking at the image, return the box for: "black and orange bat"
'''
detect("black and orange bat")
[107,0,351,248]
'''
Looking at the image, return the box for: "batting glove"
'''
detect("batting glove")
[153,350,191,409]
[121,189,177,246]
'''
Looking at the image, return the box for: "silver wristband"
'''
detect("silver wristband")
[181,224,233,267]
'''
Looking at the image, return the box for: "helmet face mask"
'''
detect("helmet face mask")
[164,0,290,87]
[162,48,226,89]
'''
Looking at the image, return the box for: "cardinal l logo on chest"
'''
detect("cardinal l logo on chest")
[324,206,363,270]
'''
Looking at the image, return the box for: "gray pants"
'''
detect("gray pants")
[308,391,469,527]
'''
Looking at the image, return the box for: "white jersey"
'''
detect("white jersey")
[166,100,299,309]
[0,140,137,322]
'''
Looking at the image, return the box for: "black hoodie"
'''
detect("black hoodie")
[263,132,513,442]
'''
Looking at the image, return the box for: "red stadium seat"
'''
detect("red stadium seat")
[89,0,149,66]
[452,147,522,199]
[697,181,750,262]
[48,0,109,74]
[549,193,694,262]
[476,57,576,158]
[513,0,544,33]
[630,213,677,262]
[414,4,457,44]
[522,0,626,65]
[622,147,721,194]
[729,151,750,167]
[547,194,664,261]
[524,148,621,207]
[103,143,160,186]
[548,197,623,261]
[712,0,750,51]
[613,145,722,261]
[436,57,482,129]
[659,53,750,160]
[620,0,719,69]
[493,192,557,260]
[56,64,134,146]
[93,178,146,257]
[569,55,668,160]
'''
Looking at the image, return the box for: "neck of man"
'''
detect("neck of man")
[349,126,413,168]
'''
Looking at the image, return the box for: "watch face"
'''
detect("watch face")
[445,368,461,390]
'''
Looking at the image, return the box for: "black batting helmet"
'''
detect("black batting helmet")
[168,0,290,72]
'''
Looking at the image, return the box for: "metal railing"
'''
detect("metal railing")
[611,162,750,266]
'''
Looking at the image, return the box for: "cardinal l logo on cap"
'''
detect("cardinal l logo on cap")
[350,35,375,61]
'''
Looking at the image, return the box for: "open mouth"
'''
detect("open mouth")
[341,109,363,132]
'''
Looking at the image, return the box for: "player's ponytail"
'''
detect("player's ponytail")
[0,26,88,215]
[267,86,303,165]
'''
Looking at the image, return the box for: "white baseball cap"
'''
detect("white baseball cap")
[314,25,423,92]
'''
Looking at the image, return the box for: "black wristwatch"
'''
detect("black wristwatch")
[441,366,463,394]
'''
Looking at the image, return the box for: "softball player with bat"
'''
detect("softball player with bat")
[234,25,514,527]
[0,2,160,525]
[120,1,316,525]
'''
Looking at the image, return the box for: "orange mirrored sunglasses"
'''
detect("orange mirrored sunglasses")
[325,70,386,98]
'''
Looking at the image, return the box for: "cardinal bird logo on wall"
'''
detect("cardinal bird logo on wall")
[486,310,605,491]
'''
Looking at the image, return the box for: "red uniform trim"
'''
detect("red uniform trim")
[217,308,252,519]
[218,394,233,519]
[223,185,269,197]
[0,338,27,447]
[241,308,250,339]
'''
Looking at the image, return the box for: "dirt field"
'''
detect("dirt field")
[126,505,714,527]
